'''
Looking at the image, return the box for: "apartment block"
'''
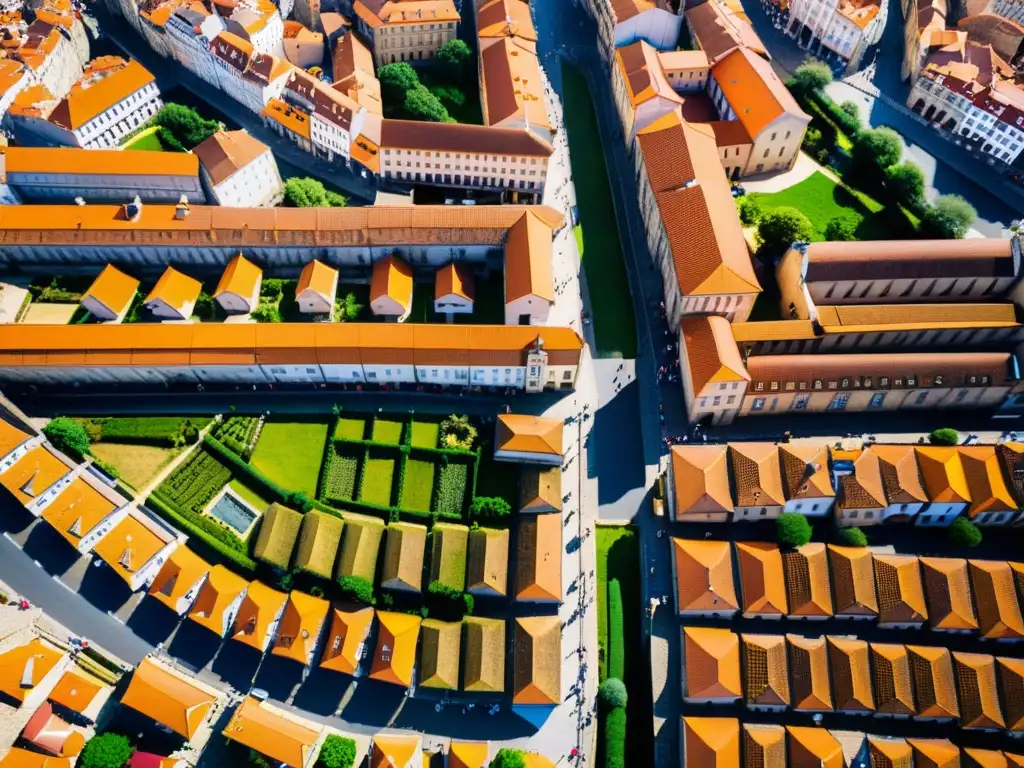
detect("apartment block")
[353,0,460,68]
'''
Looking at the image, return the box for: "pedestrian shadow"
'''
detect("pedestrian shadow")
[125,596,180,646]
[20,523,81,577]
[291,667,351,715]
[340,679,406,727]
[168,620,222,673]
[252,654,305,702]
[211,642,262,692]
[77,560,137,614]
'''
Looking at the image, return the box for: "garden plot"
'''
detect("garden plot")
[409,421,440,449]
[334,417,367,441]
[322,443,363,502]
[89,443,180,491]
[251,420,329,497]
[155,447,232,515]
[399,457,435,512]
[434,461,469,517]
[371,418,404,445]
[360,451,397,506]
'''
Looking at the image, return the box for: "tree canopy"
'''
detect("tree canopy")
[777,512,812,548]
[436,39,472,81]
[598,678,628,709]
[283,177,347,208]
[489,749,527,768]
[404,85,452,122]
[922,194,976,239]
[884,161,925,207]
[43,417,90,458]
[789,59,832,93]
[378,62,419,107]
[949,517,983,548]
[79,733,133,768]
[851,127,903,178]
[153,103,220,150]
[317,735,357,768]
[757,207,813,255]
[825,217,856,241]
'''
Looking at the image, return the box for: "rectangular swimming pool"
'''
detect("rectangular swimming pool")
[208,492,257,535]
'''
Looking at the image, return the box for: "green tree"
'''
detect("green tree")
[777,512,812,548]
[489,749,527,768]
[429,84,466,113]
[436,38,472,81]
[154,103,220,149]
[949,516,983,548]
[469,496,512,522]
[603,706,627,768]
[851,127,903,179]
[789,59,832,93]
[378,62,420,113]
[44,417,90,458]
[929,428,960,446]
[839,100,861,122]
[885,161,925,207]
[337,575,375,605]
[79,733,133,768]
[757,207,813,255]
[317,735,357,768]
[404,84,451,122]
[737,196,762,226]
[283,177,347,208]
[839,527,868,547]
[598,678,628,709]
[922,194,977,239]
[825,217,856,241]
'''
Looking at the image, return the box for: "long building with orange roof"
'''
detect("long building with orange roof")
[188,564,249,637]
[222,696,322,768]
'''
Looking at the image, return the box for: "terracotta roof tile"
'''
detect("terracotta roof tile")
[382,119,552,156]
[435,262,475,302]
[998,443,1024,504]
[803,238,1015,283]
[83,265,139,318]
[786,634,832,711]
[682,627,741,700]
[916,446,972,504]
[222,697,319,768]
[920,557,978,631]
[997,656,1024,731]
[319,606,374,675]
[907,645,959,719]
[271,591,330,665]
[779,444,833,499]
[873,554,928,625]
[369,255,413,311]
[782,543,833,618]
[672,538,738,614]
[296,259,338,301]
[741,634,789,707]
[735,541,788,616]
[504,211,554,303]
[512,615,560,705]
[685,0,766,64]
[477,0,535,39]
[49,58,155,131]
[870,643,916,716]
[479,36,549,132]
[839,450,888,510]
[147,546,210,612]
[907,739,962,768]
[214,253,261,301]
[829,544,879,616]
[729,444,785,507]
[194,130,270,187]
[827,636,874,713]
[969,559,1024,639]
[682,717,740,768]
[960,446,1018,516]
[496,415,562,456]
[144,266,202,314]
[671,445,733,516]
[370,611,421,687]
[615,40,684,108]
[954,651,1004,729]
[963,750,1009,768]
[787,726,844,768]
[868,737,914,768]
[743,724,785,768]
[681,316,749,397]
[871,445,928,504]
[515,513,560,602]
[711,47,807,139]
[120,657,215,738]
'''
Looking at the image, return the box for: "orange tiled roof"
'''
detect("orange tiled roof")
[907,645,959,719]
[296,259,338,301]
[369,255,413,311]
[998,656,1024,731]
[49,58,155,132]
[786,634,832,712]
[954,651,1004,729]
[512,615,560,705]
[6,146,197,180]
[188,565,248,636]
[47,668,106,716]
[82,264,139,317]
[681,315,750,397]
[0,416,30,458]
[868,738,914,768]
[741,633,790,707]
[148,546,210,612]
[505,210,554,303]
[827,636,874,713]
[477,0,535,39]
[743,724,785,768]
[782,543,833,618]
[829,544,879,616]
[960,445,1018,516]
[711,47,807,139]
[682,627,741,700]
[840,449,888,510]
[872,444,928,504]
[479,36,550,133]
[222,697,319,768]
[435,262,475,302]
[144,267,202,314]
[729,443,785,507]
[271,591,330,664]
[370,611,421,687]
[969,559,1024,639]
[320,606,374,675]
[916,446,972,504]
[120,657,216,738]
[40,478,116,550]
[779,444,834,499]
[787,726,844,768]
[681,717,739,768]
[496,415,562,456]
[873,554,928,624]
[0,748,71,767]
[920,556,978,631]
[871,643,916,716]
[671,445,733,516]
[963,749,1009,768]
[91,515,168,585]
[213,254,262,301]
[907,739,962,768]
[615,40,684,109]
[672,538,737,614]
[231,580,288,650]
[0,445,70,507]
[735,541,787,616]
[0,638,64,704]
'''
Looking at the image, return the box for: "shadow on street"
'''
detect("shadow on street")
[340,679,406,727]
[291,667,350,716]
[77,561,137,614]
[253,654,305,702]
[125,597,181,646]
[588,375,644,505]
[168,620,223,673]
[211,642,263,692]
[21,523,82,577]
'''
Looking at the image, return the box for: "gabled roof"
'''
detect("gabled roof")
[872,445,927,504]
[335,513,385,582]
[827,636,874,713]
[786,634,832,711]
[735,541,788,616]
[741,633,790,707]
[193,130,270,187]
[505,211,554,303]
[0,748,71,768]
[779,444,833,499]
[83,265,139,317]
[271,591,329,664]
[188,565,249,636]
[319,605,374,676]
[672,538,737,614]
[48,668,108,717]
[0,416,30,459]
[920,557,977,631]
[998,656,1024,731]
[907,739,962,768]
[435,262,475,302]
[1,445,70,506]
[682,627,741,700]
[512,615,560,706]
[671,445,733,515]
[829,544,879,616]
[477,0,535,39]
[49,58,156,132]
[906,645,959,719]
[231,580,287,650]
[41,478,116,550]
[615,40,684,109]
[782,543,833,618]
[969,559,1024,639]
[743,724,785,768]
[873,554,928,624]
[449,741,490,768]
[915,446,972,504]
[515,513,561,602]
[148,546,210,612]
[213,254,262,300]
[120,657,215,738]
[478,36,550,132]
[462,616,505,693]
[369,255,413,311]
[681,717,739,768]
[370,611,421,687]
[381,522,427,593]
[868,737,914,768]
[729,444,785,507]
[293,510,344,580]
[418,618,461,690]
[519,467,561,513]
[0,638,64,704]
[496,415,562,456]
[870,643,915,716]
[685,0,766,64]
[466,527,509,597]
[296,259,338,301]
[222,697,319,768]
[787,726,844,768]
[370,733,422,768]
[840,449,887,509]
[954,651,1004,729]
[963,749,1010,768]
[144,266,202,313]
[711,47,807,139]
[960,445,1018,516]
[91,515,167,585]
[681,317,749,399]
[253,503,302,570]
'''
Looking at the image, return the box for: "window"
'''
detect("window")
[763,149,770,158]
[864,511,874,519]
[712,396,721,406]
[752,397,766,411]
[869,393,886,408]
[849,510,858,519]
[915,391,929,405]
[793,394,809,410]
[771,132,777,141]
[829,393,849,410]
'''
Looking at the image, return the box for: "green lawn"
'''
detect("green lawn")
[250,420,329,497]
[88,442,180,492]
[562,63,637,359]
[360,455,396,506]
[400,458,435,511]
[406,274,505,325]
[228,477,274,514]
[596,525,651,767]
[372,419,404,445]
[409,421,439,449]
[334,417,367,441]
[123,126,164,151]
[749,171,916,241]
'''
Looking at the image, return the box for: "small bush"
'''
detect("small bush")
[757,207,813,256]
[337,575,375,605]
[598,677,628,709]
[825,217,856,241]
[607,578,625,680]
[490,749,526,768]
[317,734,357,768]
[839,527,868,547]
[603,705,626,768]
[929,428,960,446]
[44,417,91,458]
[737,196,761,226]
[777,512,812,548]
[79,733,133,768]
[469,496,511,522]
[440,414,477,450]
[426,580,469,620]
[949,517,983,548]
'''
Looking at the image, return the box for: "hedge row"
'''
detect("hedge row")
[331,435,475,460]
[809,89,862,138]
[98,416,203,446]
[204,435,312,511]
[602,706,626,768]
[146,493,257,574]
[607,579,625,680]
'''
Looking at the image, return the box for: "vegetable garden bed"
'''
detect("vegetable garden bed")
[399,458,435,512]
[409,421,440,449]
[434,462,469,517]
[322,443,362,502]
[334,417,367,441]
[371,419,404,445]
[155,447,231,516]
[360,453,396,506]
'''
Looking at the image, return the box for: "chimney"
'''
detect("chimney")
[74,196,86,206]
[175,194,190,219]
[124,195,143,222]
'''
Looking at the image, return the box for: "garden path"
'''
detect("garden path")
[131,419,219,505]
